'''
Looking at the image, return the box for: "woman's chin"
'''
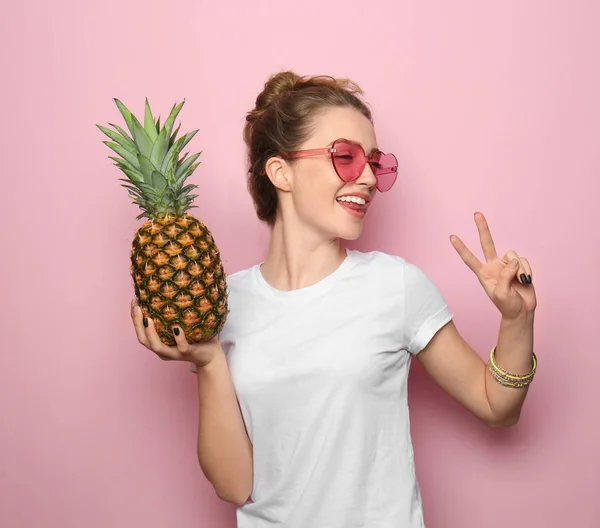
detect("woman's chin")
[337,223,364,241]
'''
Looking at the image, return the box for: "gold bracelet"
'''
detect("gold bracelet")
[488,346,537,388]
[489,346,537,379]
[488,364,532,388]
[488,346,536,387]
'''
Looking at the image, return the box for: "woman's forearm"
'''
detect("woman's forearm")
[485,312,535,425]
[196,351,253,505]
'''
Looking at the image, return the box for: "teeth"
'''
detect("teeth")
[337,196,366,205]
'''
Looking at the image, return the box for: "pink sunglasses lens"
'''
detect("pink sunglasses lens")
[331,142,365,182]
[331,141,399,191]
[372,152,398,192]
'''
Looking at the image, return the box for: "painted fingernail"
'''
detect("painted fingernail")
[173,327,180,336]
[527,275,532,284]
[520,273,527,283]
[143,317,148,328]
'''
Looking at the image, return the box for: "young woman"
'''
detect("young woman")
[131,71,537,527]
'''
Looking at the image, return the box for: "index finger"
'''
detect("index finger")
[450,234,482,274]
[131,299,151,348]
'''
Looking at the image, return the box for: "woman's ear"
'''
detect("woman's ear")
[265,156,292,192]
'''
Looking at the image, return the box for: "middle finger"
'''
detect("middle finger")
[475,212,498,262]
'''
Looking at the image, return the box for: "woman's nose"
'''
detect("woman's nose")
[356,163,377,189]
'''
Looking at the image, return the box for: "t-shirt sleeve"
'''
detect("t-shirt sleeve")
[402,261,453,355]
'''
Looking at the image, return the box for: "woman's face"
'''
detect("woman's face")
[268,106,380,241]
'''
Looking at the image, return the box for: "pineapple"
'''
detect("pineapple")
[98,98,228,346]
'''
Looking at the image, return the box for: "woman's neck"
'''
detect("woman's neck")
[260,215,347,291]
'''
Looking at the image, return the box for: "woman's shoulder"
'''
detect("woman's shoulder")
[348,249,437,288]
[224,262,258,290]
[347,248,408,270]
[343,250,410,294]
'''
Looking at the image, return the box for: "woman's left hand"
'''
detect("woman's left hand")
[449,212,537,320]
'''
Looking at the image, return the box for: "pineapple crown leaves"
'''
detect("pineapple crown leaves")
[97,98,202,220]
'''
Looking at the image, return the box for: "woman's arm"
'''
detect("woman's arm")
[196,351,254,505]
[416,212,538,427]
[417,314,534,427]
[130,301,253,505]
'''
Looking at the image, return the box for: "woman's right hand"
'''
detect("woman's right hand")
[130,299,223,368]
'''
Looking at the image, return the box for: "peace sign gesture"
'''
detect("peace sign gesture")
[449,212,537,320]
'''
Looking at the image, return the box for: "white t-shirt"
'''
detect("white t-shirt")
[217,249,453,527]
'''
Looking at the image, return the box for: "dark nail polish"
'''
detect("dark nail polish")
[527,275,532,284]
[143,317,148,328]
[520,273,527,284]
[173,327,180,336]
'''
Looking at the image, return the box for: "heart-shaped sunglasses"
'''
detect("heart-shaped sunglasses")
[281,138,398,192]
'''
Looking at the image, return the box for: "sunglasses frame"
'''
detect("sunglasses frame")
[281,138,398,192]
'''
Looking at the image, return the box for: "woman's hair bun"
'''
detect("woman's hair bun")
[247,70,364,123]
[254,71,303,112]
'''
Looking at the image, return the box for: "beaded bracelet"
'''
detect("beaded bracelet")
[488,346,537,388]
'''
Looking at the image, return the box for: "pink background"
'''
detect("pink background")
[2,1,599,526]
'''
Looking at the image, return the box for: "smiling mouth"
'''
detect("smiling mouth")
[336,196,367,206]
[336,196,369,218]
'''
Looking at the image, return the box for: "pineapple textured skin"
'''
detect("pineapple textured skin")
[131,212,228,346]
